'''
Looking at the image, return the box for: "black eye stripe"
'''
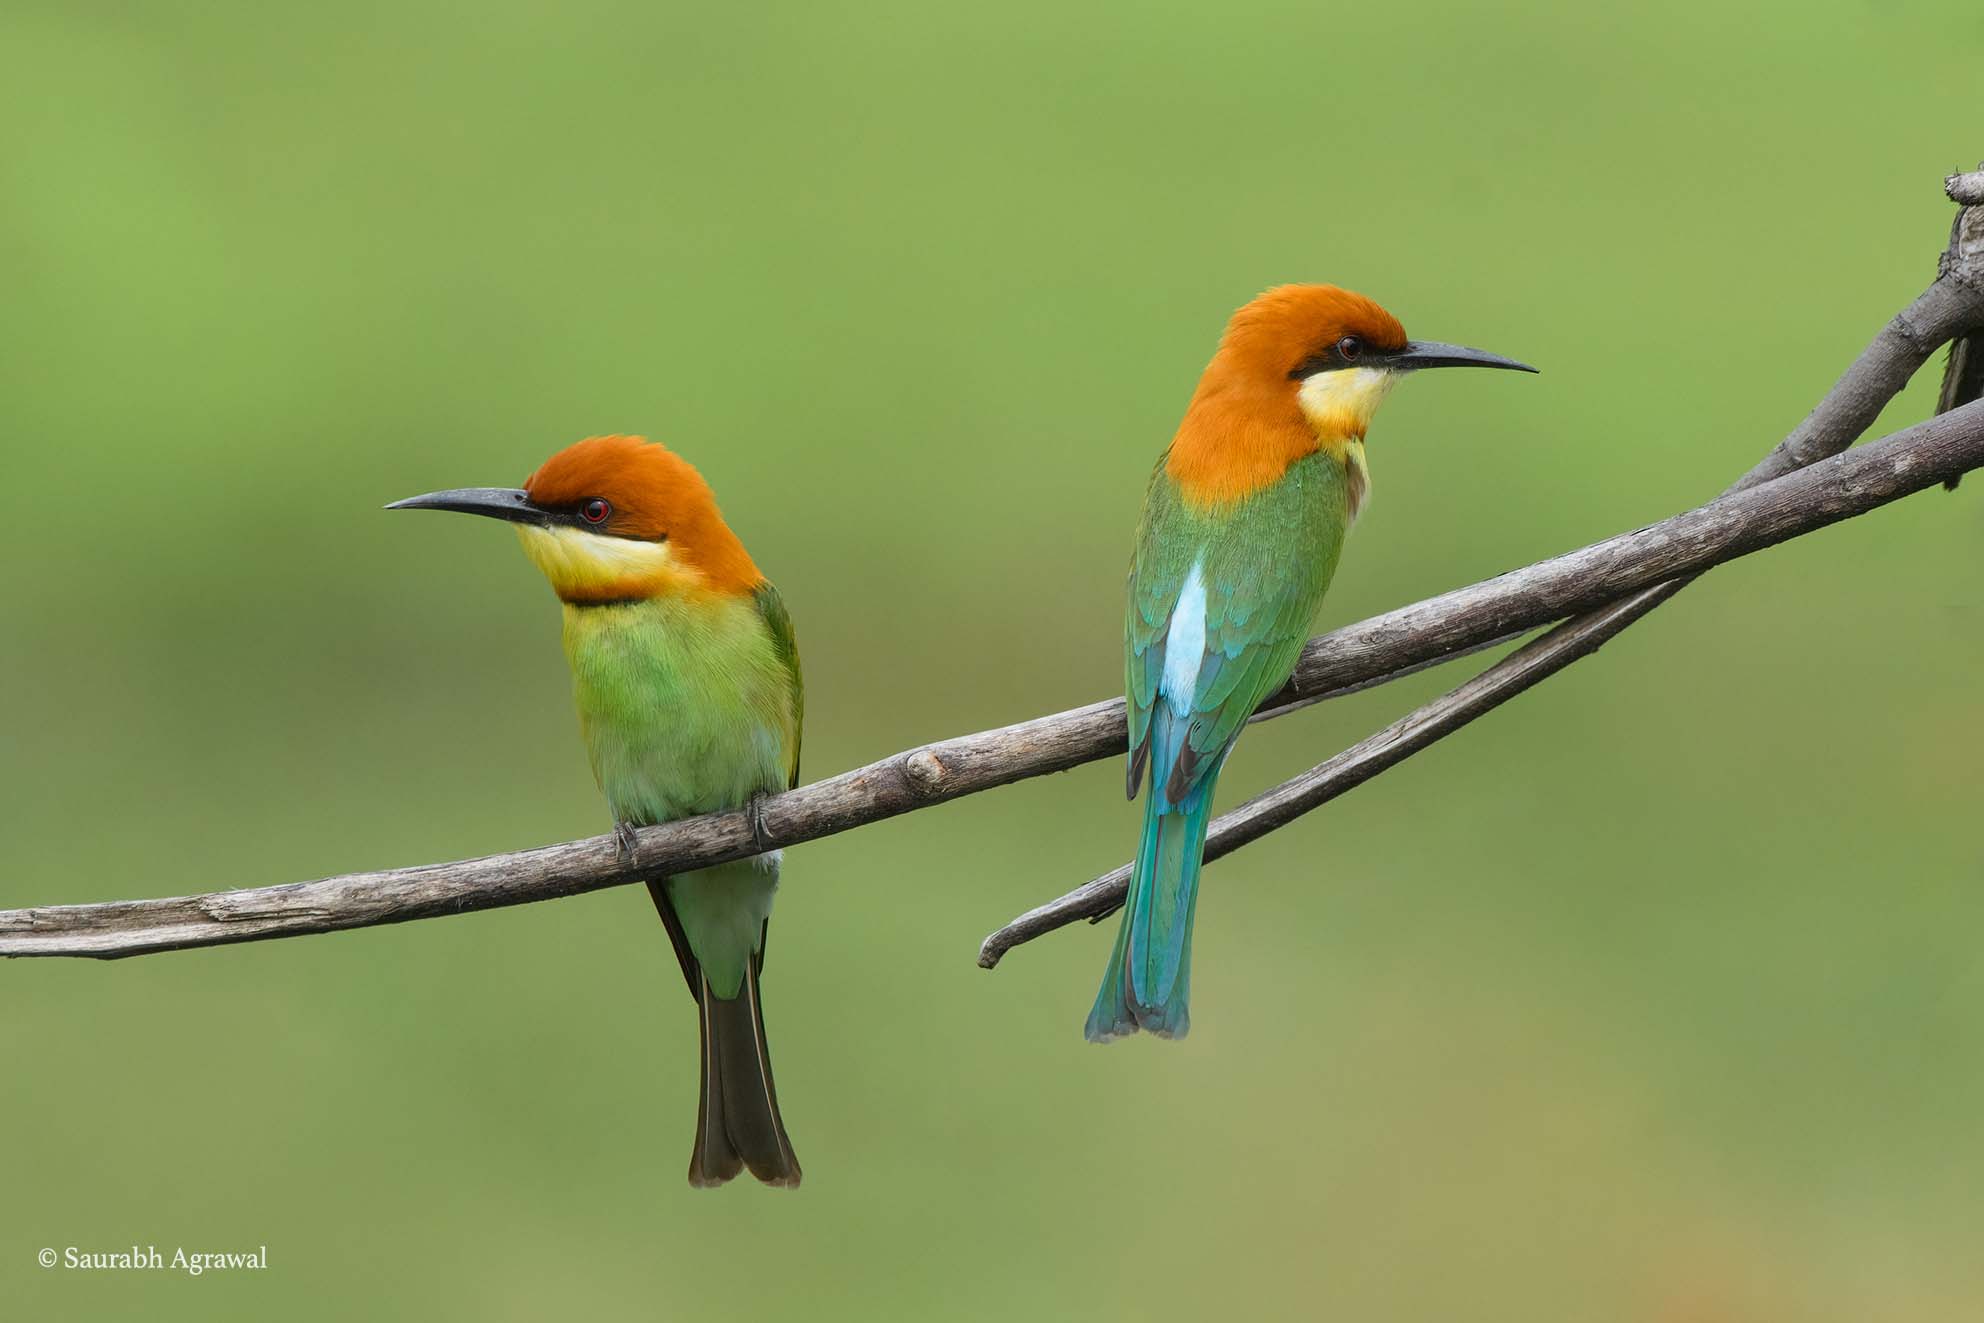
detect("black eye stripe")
[1290,335,1382,379]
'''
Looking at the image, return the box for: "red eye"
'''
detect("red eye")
[1336,335,1365,361]
[580,498,611,525]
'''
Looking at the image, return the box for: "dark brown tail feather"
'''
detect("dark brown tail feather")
[645,879,700,1001]
[646,880,800,1188]
[690,958,801,1188]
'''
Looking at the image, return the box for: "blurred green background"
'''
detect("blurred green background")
[3,1,1981,1318]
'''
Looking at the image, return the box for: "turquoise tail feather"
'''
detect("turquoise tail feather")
[1085,780,1215,1042]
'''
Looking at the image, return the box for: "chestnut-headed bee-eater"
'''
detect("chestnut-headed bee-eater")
[390,435,804,1187]
[1089,285,1535,1042]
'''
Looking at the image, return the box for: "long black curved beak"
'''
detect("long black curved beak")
[384,487,549,525]
[1393,340,1538,373]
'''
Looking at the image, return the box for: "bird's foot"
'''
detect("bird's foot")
[614,820,642,866]
[745,794,773,853]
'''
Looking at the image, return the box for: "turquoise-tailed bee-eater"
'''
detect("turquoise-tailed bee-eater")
[391,435,804,1187]
[1089,285,1535,1042]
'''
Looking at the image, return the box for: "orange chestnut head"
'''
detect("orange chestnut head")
[388,435,762,603]
[1167,284,1534,507]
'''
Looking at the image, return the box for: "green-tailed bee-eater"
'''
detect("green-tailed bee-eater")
[392,435,804,1187]
[1089,285,1535,1042]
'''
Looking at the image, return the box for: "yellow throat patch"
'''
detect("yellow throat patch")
[515,524,685,603]
[1296,366,1397,441]
[1297,367,1390,521]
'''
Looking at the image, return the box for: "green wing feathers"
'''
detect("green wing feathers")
[753,581,804,790]
[1125,454,1351,804]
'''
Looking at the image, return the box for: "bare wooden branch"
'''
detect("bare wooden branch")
[979,195,1984,966]
[9,169,1982,964]
[7,397,1984,960]
[980,409,1984,965]
[979,604,1648,965]
[1939,177,1984,492]
[1949,165,1984,207]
